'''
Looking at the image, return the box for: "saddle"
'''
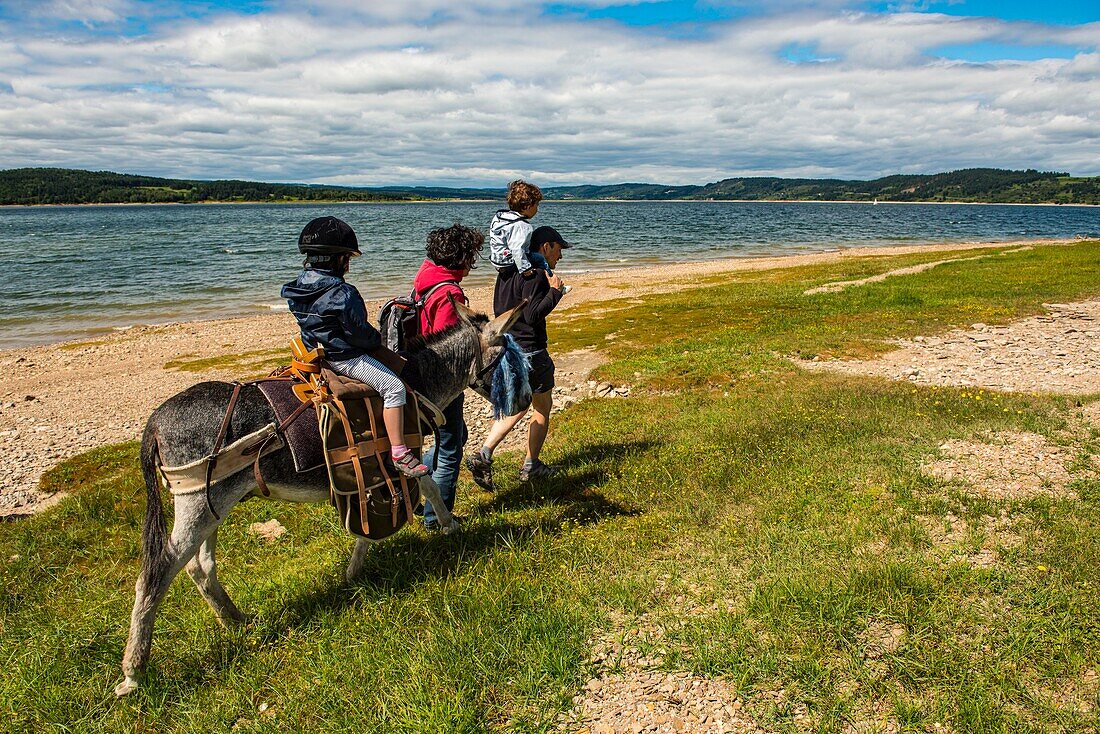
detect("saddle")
[157,339,443,541]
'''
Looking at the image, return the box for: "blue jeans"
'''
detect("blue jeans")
[422,393,467,527]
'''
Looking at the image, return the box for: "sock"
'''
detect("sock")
[522,458,534,469]
[480,445,493,461]
[392,444,409,460]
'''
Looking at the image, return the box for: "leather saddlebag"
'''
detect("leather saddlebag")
[318,369,423,541]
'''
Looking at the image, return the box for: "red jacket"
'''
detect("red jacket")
[412,259,467,335]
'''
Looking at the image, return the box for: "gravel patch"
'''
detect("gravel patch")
[919,511,1028,569]
[802,300,1100,395]
[558,604,764,734]
[561,671,761,734]
[920,431,1076,501]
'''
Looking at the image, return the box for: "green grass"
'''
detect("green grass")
[164,348,288,375]
[2,241,1100,732]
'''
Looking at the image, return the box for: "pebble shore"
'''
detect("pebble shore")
[4,239,1061,517]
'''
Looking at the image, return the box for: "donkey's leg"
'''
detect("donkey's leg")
[346,538,375,582]
[185,527,246,625]
[418,475,458,534]
[117,488,241,696]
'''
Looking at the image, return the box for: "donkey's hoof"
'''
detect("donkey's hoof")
[114,676,140,697]
[442,522,462,536]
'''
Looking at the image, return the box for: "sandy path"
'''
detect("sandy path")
[801,245,1035,296]
[0,237,1084,516]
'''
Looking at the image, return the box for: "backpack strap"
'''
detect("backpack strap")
[415,280,464,332]
[414,280,462,306]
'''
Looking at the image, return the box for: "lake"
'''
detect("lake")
[0,200,1097,349]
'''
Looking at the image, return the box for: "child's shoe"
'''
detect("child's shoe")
[393,451,429,478]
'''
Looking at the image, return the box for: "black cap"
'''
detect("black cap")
[529,225,573,251]
[297,216,361,256]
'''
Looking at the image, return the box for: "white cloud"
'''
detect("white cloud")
[0,4,1096,184]
[31,0,134,24]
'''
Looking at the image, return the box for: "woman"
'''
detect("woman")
[411,223,485,530]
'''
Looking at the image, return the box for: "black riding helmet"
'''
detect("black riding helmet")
[297,216,361,256]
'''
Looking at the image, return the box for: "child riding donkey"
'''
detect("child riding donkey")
[281,216,429,478]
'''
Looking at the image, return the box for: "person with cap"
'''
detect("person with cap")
[281,216,429,478]
[465,225,573,486]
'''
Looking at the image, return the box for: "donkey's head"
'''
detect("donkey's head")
[452,299,532,418]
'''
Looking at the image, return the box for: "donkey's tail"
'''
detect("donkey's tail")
[139,419,170,587]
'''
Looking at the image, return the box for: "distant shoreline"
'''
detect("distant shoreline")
[1,236,1091,354]
[2,199,1097,209]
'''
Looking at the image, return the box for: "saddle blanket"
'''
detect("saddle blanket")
[256,379,324,473]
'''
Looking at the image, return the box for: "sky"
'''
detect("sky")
[0,0,1097,186]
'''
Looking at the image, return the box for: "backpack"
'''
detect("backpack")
[378,281,459,352]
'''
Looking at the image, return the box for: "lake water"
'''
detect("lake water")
[0,201,1097,350]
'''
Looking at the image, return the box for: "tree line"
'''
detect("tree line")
[1,167,1096,206]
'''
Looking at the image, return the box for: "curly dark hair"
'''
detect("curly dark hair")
[426,223,485,270]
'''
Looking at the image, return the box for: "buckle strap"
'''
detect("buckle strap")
[204,382,242,520]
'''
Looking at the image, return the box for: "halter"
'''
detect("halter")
[466,326,505,402]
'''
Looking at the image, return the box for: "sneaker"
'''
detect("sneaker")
[519,459,559,482]
[464,451,494,490]
[392,451,429,478]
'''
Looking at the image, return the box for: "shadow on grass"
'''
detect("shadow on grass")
[483,439,658,515]
[262,441,650,634]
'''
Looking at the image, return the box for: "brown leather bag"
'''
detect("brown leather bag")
[318,368,422,541]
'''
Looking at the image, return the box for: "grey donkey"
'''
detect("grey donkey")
[116,302,527,697]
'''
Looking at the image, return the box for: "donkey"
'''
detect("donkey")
[115,302,529,697]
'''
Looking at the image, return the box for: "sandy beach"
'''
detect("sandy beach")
[0,237,1085,517]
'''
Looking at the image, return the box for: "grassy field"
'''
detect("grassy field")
[2,241,1099,732]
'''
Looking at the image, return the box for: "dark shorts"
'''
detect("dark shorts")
[525,349,555,394]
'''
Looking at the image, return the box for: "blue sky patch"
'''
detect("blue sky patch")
[544,1,743,26]
[932,42,1088,62]
[780,42,839,64]
[871,0,1100,26]
[544,1,1099,28]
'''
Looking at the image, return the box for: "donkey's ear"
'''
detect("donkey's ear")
[485,299,527,342]
[449,294,477,326]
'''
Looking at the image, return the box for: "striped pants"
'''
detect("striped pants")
[327,354,406,408]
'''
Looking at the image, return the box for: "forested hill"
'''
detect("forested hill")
[0,168,501,206]
[1,167,1097,205]
[547,169,1100,204]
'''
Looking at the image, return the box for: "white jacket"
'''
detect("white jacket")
[488,209,534,272]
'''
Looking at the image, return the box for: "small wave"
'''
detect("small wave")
[113,325,134,332]
[223,248,237,254]
[264,303,289,311]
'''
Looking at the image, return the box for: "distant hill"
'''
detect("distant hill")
[1,167,1096,206]
[0,168,503,206]
[548,169,1100,204]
